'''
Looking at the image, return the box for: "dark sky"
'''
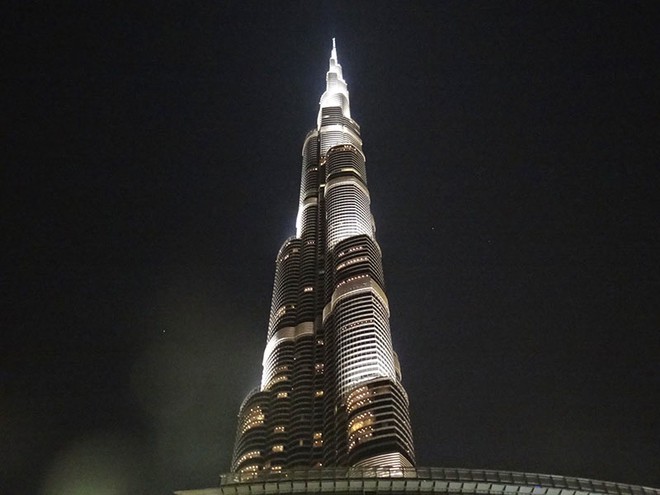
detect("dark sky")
[3,2,659,494]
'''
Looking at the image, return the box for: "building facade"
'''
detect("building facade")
[230,40,415,474]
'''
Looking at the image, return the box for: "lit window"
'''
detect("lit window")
[347,411,376,451]
[277,392,288,399]
[236,450,260,465]
[313,432,323,439]
[315,390,324,397]
[240,465,259,474]
[272,444,284,453]
[241,406,265,433]
[269,375,288,385]
[274,426,285,433]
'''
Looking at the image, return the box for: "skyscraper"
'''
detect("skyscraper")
[231,40,415,474]
[176,40,659,495]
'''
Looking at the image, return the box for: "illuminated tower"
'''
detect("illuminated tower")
[231,40,415,474]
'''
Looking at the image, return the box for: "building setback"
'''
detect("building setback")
[230,40,415,474]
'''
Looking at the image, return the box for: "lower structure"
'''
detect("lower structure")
[175,467,659,495]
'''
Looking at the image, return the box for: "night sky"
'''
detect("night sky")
[4,2,659,494]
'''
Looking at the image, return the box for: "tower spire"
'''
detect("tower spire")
[318,38,351,128]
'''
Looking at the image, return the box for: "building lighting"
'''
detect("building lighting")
[230,40,414,474]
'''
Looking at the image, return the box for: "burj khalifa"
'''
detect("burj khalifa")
[231,40,415,474]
